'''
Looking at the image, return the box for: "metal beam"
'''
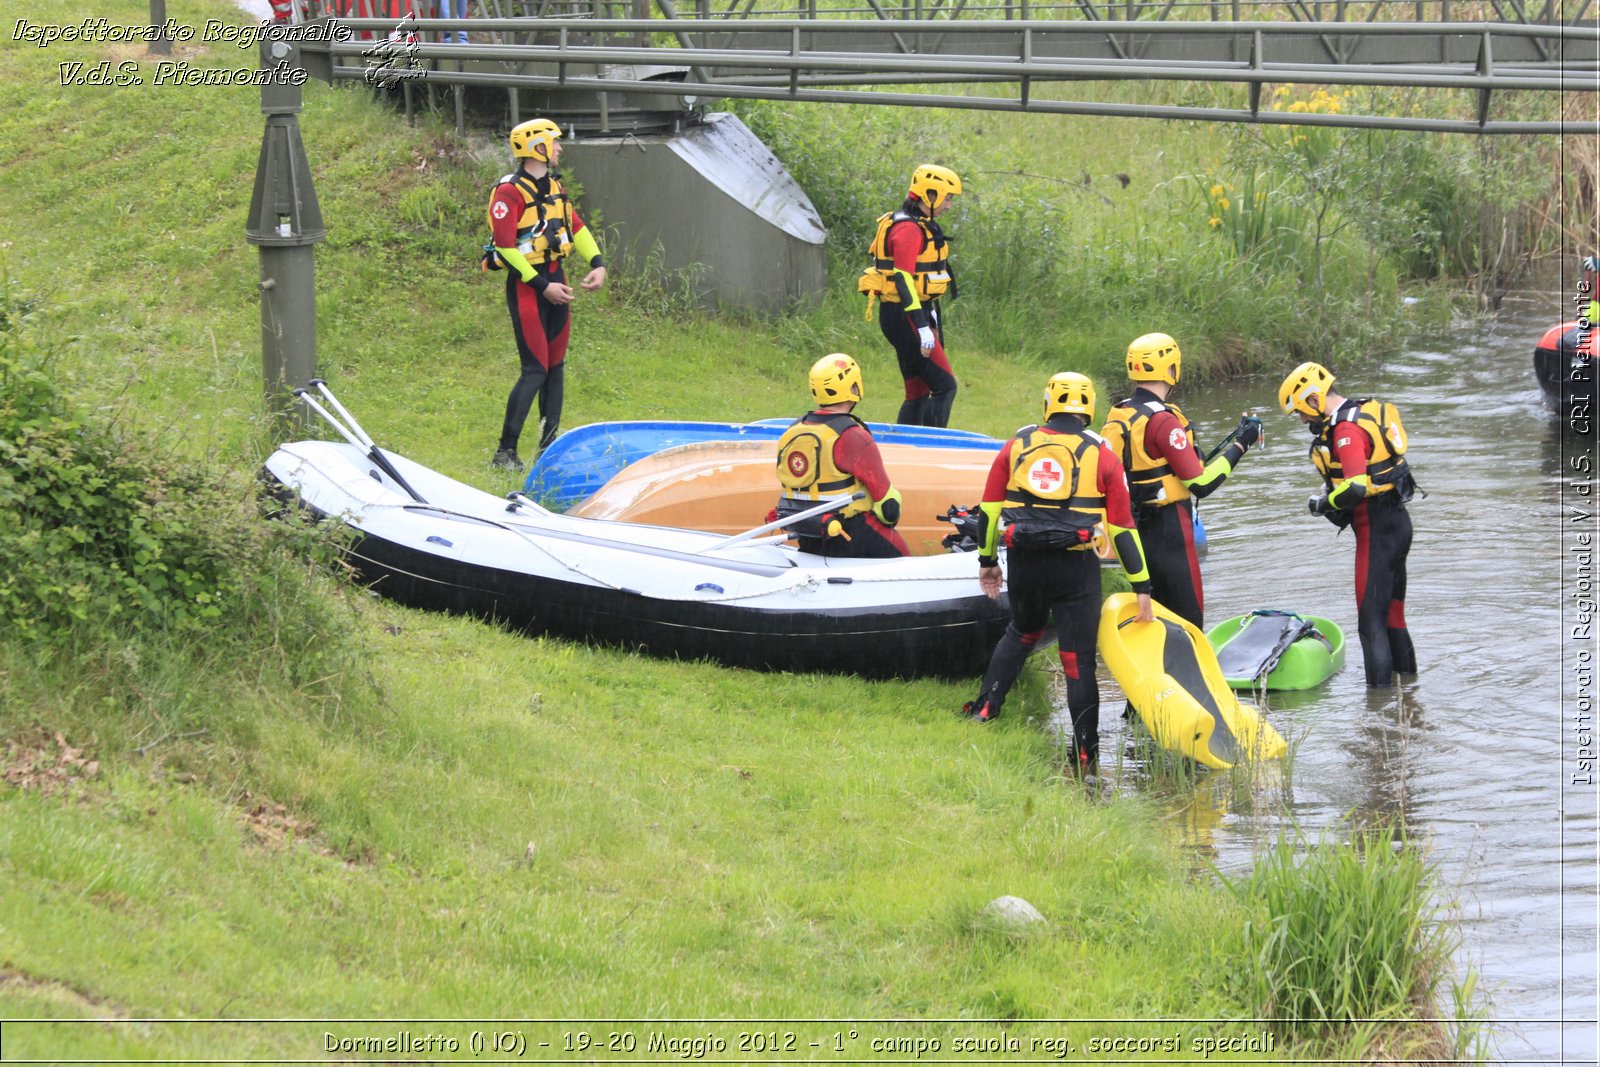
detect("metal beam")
[313,60,1591,131]
[303,15,1598,132]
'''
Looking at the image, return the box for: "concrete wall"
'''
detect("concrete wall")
[564,113,827,315]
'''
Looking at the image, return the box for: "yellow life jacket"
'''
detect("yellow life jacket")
[856,211,952,304]
[775,412,873,519]
[1000,426,1105,544]
[1310,397,1412,496]
[484,171,574,268]
[1100,397,1194,508]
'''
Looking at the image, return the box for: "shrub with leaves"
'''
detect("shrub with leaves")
[0,291,356,694]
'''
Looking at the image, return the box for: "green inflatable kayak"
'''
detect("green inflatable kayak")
[1205,610,1345,691]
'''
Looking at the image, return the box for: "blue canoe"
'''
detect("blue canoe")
[522,419,1001,509]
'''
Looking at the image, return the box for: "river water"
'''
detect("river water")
[1070,273,1599,1065]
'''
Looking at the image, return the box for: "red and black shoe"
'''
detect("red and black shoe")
[960,699,998,723]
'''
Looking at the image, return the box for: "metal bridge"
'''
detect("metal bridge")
[288,0,1600,133]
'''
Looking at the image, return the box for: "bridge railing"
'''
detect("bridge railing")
[297,0,1594,26]
[286,4,1597,133]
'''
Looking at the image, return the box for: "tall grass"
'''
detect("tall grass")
[737,75,1577,366]
[1228,822,1479,1062]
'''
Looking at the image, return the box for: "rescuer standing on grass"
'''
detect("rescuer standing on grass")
[859,165,962,428]
[964,372,1153,775]
[484,118,606,471]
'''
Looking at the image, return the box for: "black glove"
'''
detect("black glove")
[873,488,902,527]
[1307,494,1331,516]
[1235,414,1262,450]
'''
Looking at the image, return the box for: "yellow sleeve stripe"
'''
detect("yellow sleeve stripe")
[496,246,535,281]
[572,226,602,265]
[892,269,923,311]
[978,501,1004,557]
[1182,454,1233,490]
[1105,522,1150,585]
[1328,474,1371,508]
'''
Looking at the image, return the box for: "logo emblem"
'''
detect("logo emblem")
[785,451,810,478]
[491,202,509,220]
[1027,458,1064,493]
[1168,427,1188,451]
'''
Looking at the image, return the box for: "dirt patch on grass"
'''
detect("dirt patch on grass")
[238,791,319,850]
[0,967,127,1018]
[235,791,371,868]
[3,731,100,796]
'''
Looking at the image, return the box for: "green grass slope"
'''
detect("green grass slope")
[0,1,1474,1060]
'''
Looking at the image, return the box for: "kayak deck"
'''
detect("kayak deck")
[1207,610,1345,690]
[1099,593,1288,770]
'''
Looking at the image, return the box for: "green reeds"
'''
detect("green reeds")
[1228,821,1480,1061]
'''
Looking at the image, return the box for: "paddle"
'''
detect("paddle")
[696,492,865,554]
[294,379,427,505]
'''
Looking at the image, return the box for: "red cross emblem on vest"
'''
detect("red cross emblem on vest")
[1028,459,1064,493]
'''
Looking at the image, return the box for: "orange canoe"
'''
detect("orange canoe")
[570,439,1118,561]
[569,439,994,555]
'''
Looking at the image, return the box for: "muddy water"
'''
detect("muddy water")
[1069,275,1598,1064]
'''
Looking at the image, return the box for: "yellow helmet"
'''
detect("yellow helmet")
[1278,361,1337,419]
[510,118,562,161]
[909,164,962,212]
[1126,332,1182,386]
[1044,372,1095,420]
[809,353,864,406]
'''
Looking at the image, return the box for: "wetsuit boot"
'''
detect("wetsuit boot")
[1388,627,1417,675]
[963,624,1040,722]
[1062,649,1099,766]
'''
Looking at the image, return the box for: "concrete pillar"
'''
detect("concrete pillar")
[245,41,326,436]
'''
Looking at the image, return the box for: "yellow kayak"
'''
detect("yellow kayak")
[1097,592,1288,770]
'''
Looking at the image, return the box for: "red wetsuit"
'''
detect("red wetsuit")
[880,210,958,427]
[489,171,597,455]
[967,415,1147,756]
[1326,411,1415,685]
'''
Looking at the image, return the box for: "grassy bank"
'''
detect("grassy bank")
[2,0,1479,1060]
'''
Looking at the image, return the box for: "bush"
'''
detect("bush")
[0,288,359,697]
